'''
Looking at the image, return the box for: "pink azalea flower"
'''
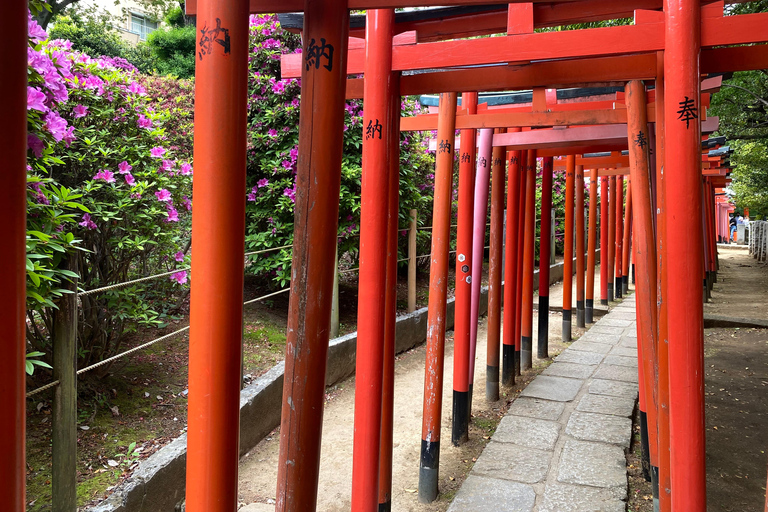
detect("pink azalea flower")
[27,87,49,112]
[267,129,278,137]
[79,213,97,230]
[169,270,188,285]
[118,161,132,174]
[257,178,269,188]
[161,159,174,171]
[175,251,185,262]
[27,134,45,158]
[137,114,153,129]
[150,146,166,158]
[155,189,172,202]
[128,82,147,96]
[165,205,179,222]
[179,163,193,175]
[125,173,135,186]
[182,196,192,211]
[28,13,48,43]
[63,126,76,147]
[131,192,142,199]
[43,111,68,142]
[73,104,88,118]
[247,190,257,202]
[93,169,116,183]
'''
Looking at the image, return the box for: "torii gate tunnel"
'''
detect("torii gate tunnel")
[2,1,768,512]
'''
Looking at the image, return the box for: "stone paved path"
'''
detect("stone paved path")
[448,295,638,512]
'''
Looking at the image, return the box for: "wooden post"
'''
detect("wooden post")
[53,259,78,512]
[0,2,28,510]
[486,134,506,401]
[502,144,522,387]
[538,157,553,358]
[186,0,249,509]
[275,1,350,509]
[664,0,706,507]
[521,150,537,368]
[330,246,339,339]
[408,209,417,312]
[419,92,457,503]
[562,155,576,341]
[575,164,586,328]
[452,91,477,443]
[586,168,598,323]
[378,72,401,512]
[352,9,394,510]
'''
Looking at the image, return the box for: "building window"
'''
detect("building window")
[130,13,157,41]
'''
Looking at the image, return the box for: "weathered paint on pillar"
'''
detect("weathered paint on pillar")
[586,168,599,323]
[0,2,28,510]
[486,132,506,401]
[351,10,394,510]
[575,164,586,328]
[664,0,706,508]
[538,157,554,358]
[419,92,458,503]
[452,91,478,443]
[521,150,537,368]
[502,142,522,386]
[275,1,350,509]
[562,155,576,340]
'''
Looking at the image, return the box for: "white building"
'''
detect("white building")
[81,0,164,45]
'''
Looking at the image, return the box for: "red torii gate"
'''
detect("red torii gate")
[3,2,768,512]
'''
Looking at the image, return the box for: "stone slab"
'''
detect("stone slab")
[603,354,638,367]
[507,397,566,421]
[576,393,636,418]
[609,346,638,358]
[447,475,536,512]
[565,411,633,447]
[597,318,634,328]
[568,340,612,354]
[542,362,596,380]
[554,350,605,365]
[539,482,626,512]
[619,337,638,349]
[579,332,622,345]
[239,504,273,512]
[519,375,584,402]
[593,364,639,383]
[589,379,639,399]
[494,415,561,451]
[472,442,551,484]
[588,325,619,335]
[557,439,628,496]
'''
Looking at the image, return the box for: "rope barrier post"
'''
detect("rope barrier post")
[586,168,599,323]
[186,0,249,509]
[521,150,537,368]
[575,164,586,328]
[276,1,350,509]
[419,91,457,503]
[408,209,418,312]
[562,155,576,341]
[538,157,553,359]
[486,132,506,402]
[502,143,522,387]
[331,246,339,339]
[52,258,78,512]
[453,91,478,445]
[664,1,706,507]
[0,3,28,510]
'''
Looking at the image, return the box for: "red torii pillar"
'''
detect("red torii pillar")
[615,175,624,299]
[600,174,610,305]
[186,0,249,510]
[586,167,599,323]
[562,155,576,341]
[502,143,522,386]
[607,176,617,302]
[538,157,554,356]
[664,0,707,508]
[419,92,457,503]
[575,164,586,328]
[275,1,351,509]
[622,180,633,296]
[515,149,528,375]
[521,150,537,368]
[352,9,394,510]
[0,3,28,511]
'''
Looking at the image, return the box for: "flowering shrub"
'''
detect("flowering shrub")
[25,14,193,373]
[243,14,435,286]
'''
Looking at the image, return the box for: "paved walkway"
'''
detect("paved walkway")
[448,295,639,512]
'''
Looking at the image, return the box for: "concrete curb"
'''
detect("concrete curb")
[85,250,599,512]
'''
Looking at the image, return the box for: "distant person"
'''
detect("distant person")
[730,215,737,242]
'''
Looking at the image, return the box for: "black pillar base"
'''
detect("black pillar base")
[640,410,652,482]
[576,300,585,328]
[502,345,515,387]
[418,440,440,503]
[631,263,636,284]
[451,391,469,446]
[622,275,629,295]
[514,349,521,376]
[585,298,594,324]
[615,276,622,298]
[537,296,549,359]
[378,501,391,512]
[607,283,614,302]
[521,336,532,370]
[600,298,609,306]
[486,365,499,402]
[562,309,572,341]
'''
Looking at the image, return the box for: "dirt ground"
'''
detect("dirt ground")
[237,266,609,510]
[705,245,768,322]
